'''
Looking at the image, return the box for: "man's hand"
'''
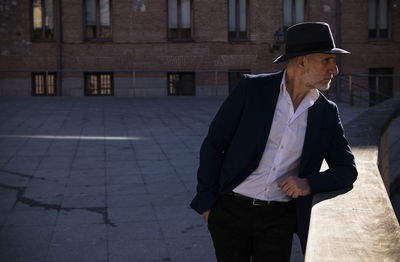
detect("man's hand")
[278,176,311,198]
[203,210,211,226]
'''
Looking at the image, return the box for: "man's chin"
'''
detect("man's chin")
[316,81,331,91]
[317,85,330,91]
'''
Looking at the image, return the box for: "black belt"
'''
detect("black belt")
[226,192,291,206]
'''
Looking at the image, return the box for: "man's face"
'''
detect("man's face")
[303,53,339,91]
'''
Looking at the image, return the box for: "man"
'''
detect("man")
[190,22,358,261]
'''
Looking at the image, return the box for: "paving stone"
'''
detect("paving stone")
[24,184,66,199]
[106,162,140,172]
[106,160,140,169]
[27,177,67,188]
[145,181,188,195]
[0,213,8,227]
[165,236,217,262]
[67,175,106,186]
[57,209,105,225]
[0,225,55,246]
[0,197,16,211]
[52,223,107,244]
[107,221,163,241]
[149,192,194,208]
[64,185,106,197]
[158,217,209,239]
[4,209,58,226]
[3,155,42,171]
[141,172,179,183]
[38,156,73,170]
[61,195,106,209]
[34,168,70,178]
[153,206,200,221]
[0,186,19,200]
[105,174,143,185]
[46,240,108,262]
[0,243,49,262]
[108,239,170,262]
[72,157,107,169]
[107,183,148,196]
[106,193,153,209]
[69,168,106,178]
[107,206,157,223]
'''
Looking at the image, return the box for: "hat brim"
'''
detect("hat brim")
[273,47,350,64]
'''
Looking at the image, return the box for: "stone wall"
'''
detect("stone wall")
[305,98,400,261]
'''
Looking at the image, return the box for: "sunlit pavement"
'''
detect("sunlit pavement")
[0,97,396,262]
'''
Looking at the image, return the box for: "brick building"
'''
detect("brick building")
[0,0,399,102]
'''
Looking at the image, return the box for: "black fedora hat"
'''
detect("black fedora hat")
[273,22,349,63]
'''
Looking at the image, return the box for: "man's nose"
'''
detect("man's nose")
[328,64,339,76]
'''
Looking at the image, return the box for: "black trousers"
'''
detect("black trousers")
[207,194,297,262]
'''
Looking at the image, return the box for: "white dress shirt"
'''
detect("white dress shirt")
[233,71,319,201]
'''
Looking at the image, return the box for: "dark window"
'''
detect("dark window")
[368,68,393,106]
[84,0,111,40]
[168,0,192,41]
[32,0,55,40]
[228,0,248,41]
[85,73,113,96]
[167,73,195,96]
[32,72,56,96]
[228,70,250,94]
[369,0,389,39]
[283,0,305,32]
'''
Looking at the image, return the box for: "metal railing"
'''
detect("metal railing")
[336,74,400,107]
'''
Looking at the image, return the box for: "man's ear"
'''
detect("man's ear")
[295,56,306,68]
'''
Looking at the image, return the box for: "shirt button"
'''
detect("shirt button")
[273,168,276,171]
[280,145,284,149]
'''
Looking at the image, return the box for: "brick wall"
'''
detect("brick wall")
[0,0,398,97]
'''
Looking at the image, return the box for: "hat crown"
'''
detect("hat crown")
[285,22,336,54]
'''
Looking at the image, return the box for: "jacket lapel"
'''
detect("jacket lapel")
[256,72,282,160]
[299,95,325,176]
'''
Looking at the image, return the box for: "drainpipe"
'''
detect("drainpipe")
[335,0,342,102]
[57,0,63,96]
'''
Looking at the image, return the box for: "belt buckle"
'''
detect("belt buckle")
[252,198,270,206]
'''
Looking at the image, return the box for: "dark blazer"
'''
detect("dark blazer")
[190,71,358,250]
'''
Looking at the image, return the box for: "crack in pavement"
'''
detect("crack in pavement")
[0,183,117,227]
[0,169,47,181]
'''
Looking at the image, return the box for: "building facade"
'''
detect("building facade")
[0,0,399,102]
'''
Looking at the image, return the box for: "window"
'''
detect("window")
[283,0,305,30]
[228,70,250,94]
[32,0,55,40]
[369,0,389,39]
[85,73,113,96]
[84,0,111,40]
[368,68,393,106]
[168,73,195,96]
[168,0,192,41]
[228,0,247,41]
[32,73,56,96]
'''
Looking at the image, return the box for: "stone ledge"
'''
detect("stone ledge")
[305,98,400,261]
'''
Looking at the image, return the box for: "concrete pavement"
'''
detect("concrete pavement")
[0,97,394,262]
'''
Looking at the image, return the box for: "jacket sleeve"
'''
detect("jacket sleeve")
[306,104,358,194]
[190,76,248,214]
